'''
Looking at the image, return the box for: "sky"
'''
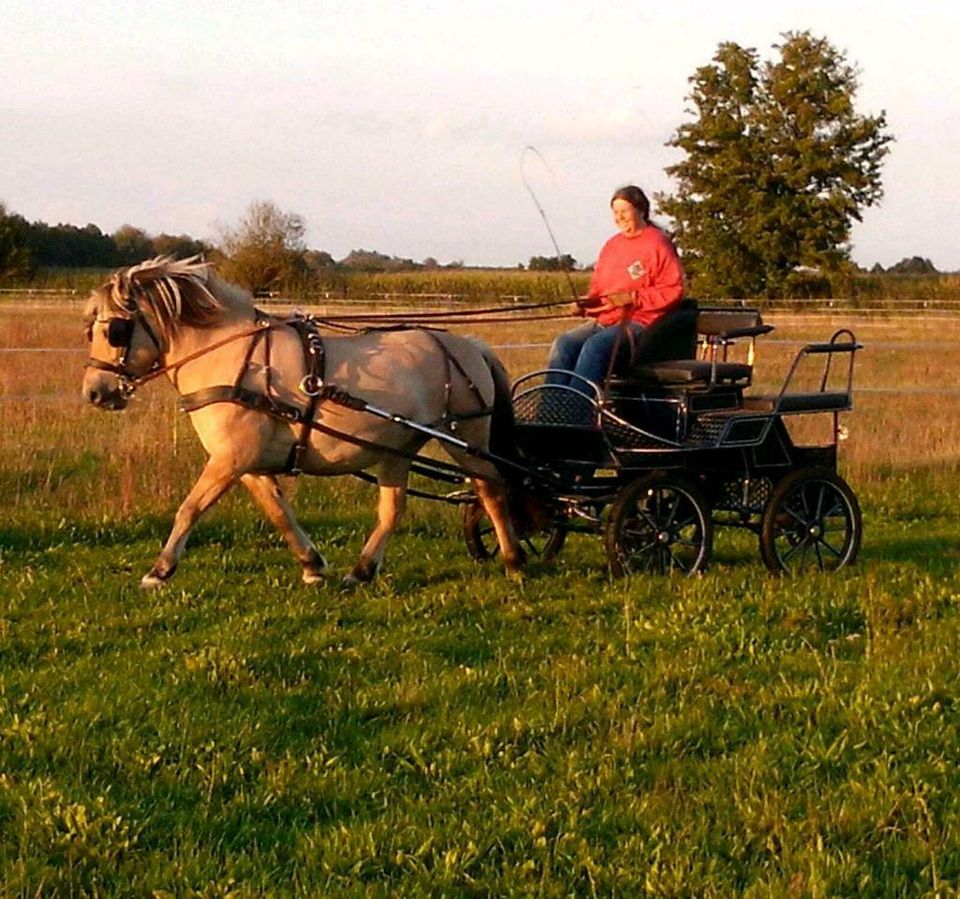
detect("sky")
[2,0,958,271]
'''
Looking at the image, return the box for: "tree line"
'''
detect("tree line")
[0,205,210,279]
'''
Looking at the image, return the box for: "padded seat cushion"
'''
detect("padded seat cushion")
[628,359,753,386]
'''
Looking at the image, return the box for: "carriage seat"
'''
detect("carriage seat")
[621,306,772,390]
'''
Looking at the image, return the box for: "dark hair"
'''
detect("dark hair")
[610,185,650,224]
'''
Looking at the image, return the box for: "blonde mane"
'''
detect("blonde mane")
[102,256,252,334]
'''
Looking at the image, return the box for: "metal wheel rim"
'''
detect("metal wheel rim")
[617,484,708,575]
[770,478,857,573]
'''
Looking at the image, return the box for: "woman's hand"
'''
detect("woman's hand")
[605,291,635,308]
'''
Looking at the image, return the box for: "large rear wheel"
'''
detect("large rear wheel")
[759,468,861,574]
[605,472,712,576]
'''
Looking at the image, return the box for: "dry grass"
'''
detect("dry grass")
[2,301,959,526]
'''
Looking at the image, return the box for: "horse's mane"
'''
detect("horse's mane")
[101,256,253,334]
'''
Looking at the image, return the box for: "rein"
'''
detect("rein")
[314,298,569,323]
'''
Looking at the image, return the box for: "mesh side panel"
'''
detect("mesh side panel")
[602,417,678,450]
[514,388,598,426]
[715,477,774,512]
[686,416,726,447]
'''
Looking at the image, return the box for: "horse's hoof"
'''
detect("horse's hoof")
[140,571,167,590]
[302,568,327,585]
[345,560,378,585]
[301,551,328,584]
[342,560,380,589]
[504,559,525,582]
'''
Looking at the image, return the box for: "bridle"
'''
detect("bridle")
[85,286,277,399]
[85,290,166,397]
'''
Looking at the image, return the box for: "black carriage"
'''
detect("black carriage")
[463,300,863,575]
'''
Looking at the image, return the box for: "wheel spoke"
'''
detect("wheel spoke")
[781,503,808,529]
[668,550,692,574]
[817,536,844,559]
[672,513,698,532]
[622,524,657,542]
[676,538,703,549]
[814,484,826,522]
[663,492,681,529]
[781,538,806,563]
[813,540,825,572]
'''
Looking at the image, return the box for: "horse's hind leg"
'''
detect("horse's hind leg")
[142,458,237,589]
[241,474,327,584]
[344,481,408,586]
[471,476,523,574]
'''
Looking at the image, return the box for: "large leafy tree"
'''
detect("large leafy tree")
[658,32,893,298]
[219,200,307,295]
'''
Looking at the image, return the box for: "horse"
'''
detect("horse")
[81,257,522,588]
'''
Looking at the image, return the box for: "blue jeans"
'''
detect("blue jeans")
[546,321,645,390]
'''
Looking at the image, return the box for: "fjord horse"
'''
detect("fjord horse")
[82,257,521,587]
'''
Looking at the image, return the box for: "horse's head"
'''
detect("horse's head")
[81,256,222,409]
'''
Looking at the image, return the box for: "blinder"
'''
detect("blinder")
[106,317,135,348]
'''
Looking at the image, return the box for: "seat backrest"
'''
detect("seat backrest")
[696,308,764,338]
[630,297,699,366]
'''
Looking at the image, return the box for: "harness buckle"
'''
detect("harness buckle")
[299,374,323,397]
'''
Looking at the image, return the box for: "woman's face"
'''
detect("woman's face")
[611,198,644,237]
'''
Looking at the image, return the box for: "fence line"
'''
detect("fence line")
[1,338,956,354]
[5,288,960,313]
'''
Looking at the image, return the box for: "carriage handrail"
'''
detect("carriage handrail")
[510,369,603,402]
[768,328,861,415]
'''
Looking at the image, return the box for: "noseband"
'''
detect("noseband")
[85,293,165,396]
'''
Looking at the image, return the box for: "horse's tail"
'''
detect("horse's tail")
[476,342,520,482]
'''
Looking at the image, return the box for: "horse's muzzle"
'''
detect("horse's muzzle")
[82,371,128,410]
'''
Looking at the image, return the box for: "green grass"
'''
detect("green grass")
[4,471,960,895]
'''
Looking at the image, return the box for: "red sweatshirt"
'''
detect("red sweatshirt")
[585,227,685,327]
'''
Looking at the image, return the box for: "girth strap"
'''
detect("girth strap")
[179,385,308,422]
[286,316,326,473]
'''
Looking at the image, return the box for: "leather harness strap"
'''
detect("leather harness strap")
[177,319,498,478]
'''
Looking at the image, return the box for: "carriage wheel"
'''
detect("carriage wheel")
[759,468,862,574]
[462,498,566,563]
[605,473,712,577]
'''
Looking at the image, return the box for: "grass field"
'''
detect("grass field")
[3,300,960,895]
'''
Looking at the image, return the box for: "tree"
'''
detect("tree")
[219,200,307,294]
[0,202,33,282]
[528,254,577,272]
[151,233,212,260]
[887,256,938,275]
[658,32,893,298]
[113,224,154,265]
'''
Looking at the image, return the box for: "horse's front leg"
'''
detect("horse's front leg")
[241,474,327,584]
[141,458,238,589]
[344,480,408,586]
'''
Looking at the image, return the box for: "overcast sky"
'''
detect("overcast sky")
[3,0,958,270]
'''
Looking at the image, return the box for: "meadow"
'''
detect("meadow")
[3,297,960,895]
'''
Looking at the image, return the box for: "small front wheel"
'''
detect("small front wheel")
[462,497,566,563]
[759,468,861,574]
[605,473,713,576]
